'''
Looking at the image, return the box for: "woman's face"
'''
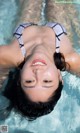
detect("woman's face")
[20,47,62,102]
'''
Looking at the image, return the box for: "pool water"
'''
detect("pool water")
[0,0,20,45]
[0,0,80,133]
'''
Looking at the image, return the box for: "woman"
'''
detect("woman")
[0,0,80,121]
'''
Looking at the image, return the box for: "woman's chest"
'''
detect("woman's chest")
[23,26,56,52]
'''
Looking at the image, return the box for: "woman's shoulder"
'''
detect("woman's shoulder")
[60,34,74,56]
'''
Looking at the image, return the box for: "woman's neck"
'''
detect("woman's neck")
[25,43,55,63]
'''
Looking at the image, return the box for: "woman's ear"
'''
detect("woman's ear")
[58,69,64,84]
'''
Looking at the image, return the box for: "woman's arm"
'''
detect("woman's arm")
[59,29,80,76]
[0,40,23,68]
[65,52,80,76]
[0,0,42,68]
[60,34,80,76]
[17,0,42,25]
[46,0,80,76]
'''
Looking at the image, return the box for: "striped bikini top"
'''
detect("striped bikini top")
[14,22,67,58]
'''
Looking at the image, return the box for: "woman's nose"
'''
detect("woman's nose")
[33,68,41,74]
[33,68,44,81]
[32,66,45,75]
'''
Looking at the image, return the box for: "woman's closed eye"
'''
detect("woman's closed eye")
[43,80,53,87]
[26,80,52,84]
[24,80,35,86]
[25,80,35,83]
[43,80,52,83]
[26,80,34,83]
[24,80,53,88]
[25,80,52,84]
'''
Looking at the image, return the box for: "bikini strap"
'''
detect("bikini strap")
[13,22,37,58]
[46,22,67,53]
[14,22,67,58]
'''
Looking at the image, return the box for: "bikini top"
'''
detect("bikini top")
[13,22,67,58]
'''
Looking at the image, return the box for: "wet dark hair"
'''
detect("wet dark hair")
[54,52,67,71]
[3,52,67,121]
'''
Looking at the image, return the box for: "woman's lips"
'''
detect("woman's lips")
[31,59,47,66]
